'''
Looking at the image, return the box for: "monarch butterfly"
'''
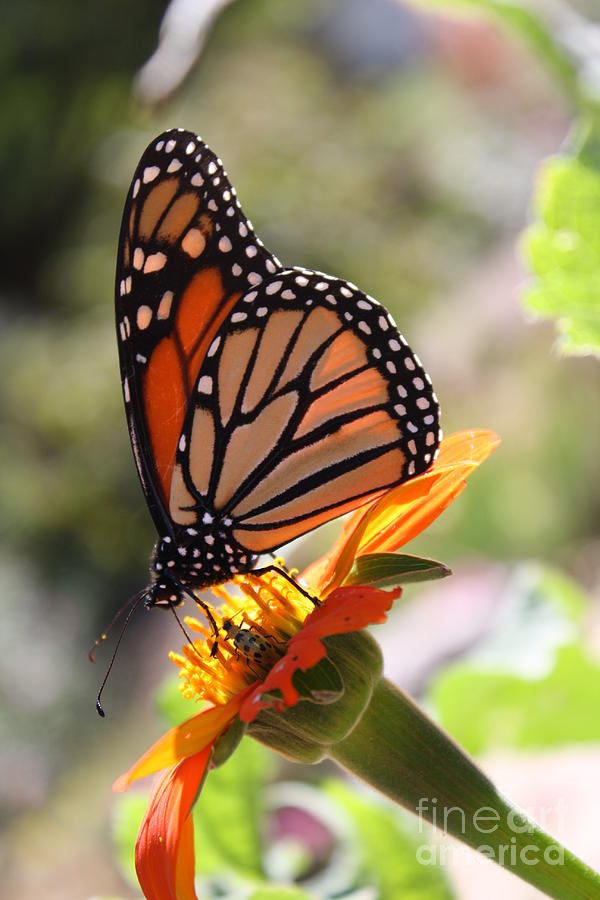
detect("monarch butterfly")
[116,128,440,632]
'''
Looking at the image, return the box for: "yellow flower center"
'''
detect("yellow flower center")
[170,562,315,706]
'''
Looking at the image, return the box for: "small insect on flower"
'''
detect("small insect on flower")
[220,616,285,676]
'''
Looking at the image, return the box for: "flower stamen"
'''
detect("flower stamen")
[170,563,314,706]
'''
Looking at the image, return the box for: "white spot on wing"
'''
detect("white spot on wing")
[181,229,206,258]
[157,291,174,320]
[143,166,160,183]
[198,376,213,394]
[137,305,153,330]
[208,336,221,357]
[144,252,167,273]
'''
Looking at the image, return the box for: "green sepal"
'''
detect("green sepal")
[212,715,247,768]
[344,552,452,588]
[248,630,383,763]
[291,655,343,704]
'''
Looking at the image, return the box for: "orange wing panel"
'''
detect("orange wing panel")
[144,336,186,502]
[179,269,241,392]
[143,268,242,505]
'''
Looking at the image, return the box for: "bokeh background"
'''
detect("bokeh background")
[2,1,599,897]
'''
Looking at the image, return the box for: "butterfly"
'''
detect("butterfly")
[116,127,440,635]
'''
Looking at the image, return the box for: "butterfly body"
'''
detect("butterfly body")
[148,528,257,606]
[116,129,441,612]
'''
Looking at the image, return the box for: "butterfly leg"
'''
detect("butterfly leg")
[251,565,322,607]
[170,579,221,653]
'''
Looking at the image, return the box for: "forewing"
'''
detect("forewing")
[115,128,280,532]
[169,269,440,552]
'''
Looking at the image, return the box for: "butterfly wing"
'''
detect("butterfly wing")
[115,128,279,533]
[169,269,440,554]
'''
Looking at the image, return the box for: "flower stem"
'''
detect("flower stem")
[331,678,600,899]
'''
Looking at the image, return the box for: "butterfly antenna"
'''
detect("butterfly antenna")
[168,604,210,665]
[89,588,147,663]
[95,590,147,718]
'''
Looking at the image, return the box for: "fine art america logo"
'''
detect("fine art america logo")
[415,797,566,867]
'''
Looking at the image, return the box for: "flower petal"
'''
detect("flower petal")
[114,687,254,792]
[240,585,399,722]
[305,429,500,595]
[135,747,211,900]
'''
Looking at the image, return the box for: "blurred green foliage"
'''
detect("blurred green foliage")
[434,643,600,754]
[414,0,597,111]
[418,0,600,355]
[430,564,600,753]
[1,0,166,291]
[524,147,600,355]
[324,780,454,899]
[249,888,313,899]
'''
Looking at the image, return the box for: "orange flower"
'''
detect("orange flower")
[114,429,499,900]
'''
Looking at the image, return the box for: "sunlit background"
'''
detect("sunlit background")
[2,1,599,897]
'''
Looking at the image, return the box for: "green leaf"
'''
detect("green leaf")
[432,643,600,756]
[344,553,451,588]
[523,152,600,355]
[324,780,454,900]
